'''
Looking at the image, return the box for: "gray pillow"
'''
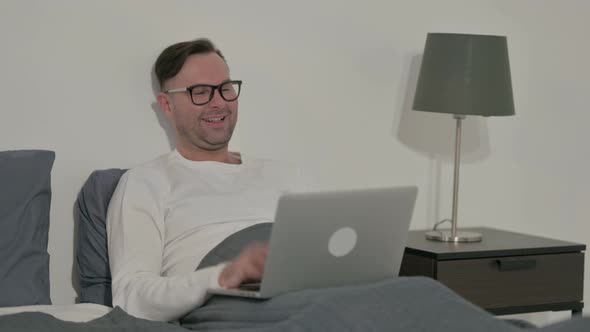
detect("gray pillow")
[0,150,54,307]
[75,168,126,306]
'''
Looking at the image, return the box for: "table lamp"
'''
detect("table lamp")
[412,33,515,242]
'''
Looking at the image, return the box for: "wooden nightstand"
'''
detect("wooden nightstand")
[399,227,585,316]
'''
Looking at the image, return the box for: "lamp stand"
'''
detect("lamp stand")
[425,114,483,243]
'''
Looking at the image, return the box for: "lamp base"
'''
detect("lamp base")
[425,230,482,243]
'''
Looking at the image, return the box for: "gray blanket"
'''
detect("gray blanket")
[182,276,523,331]
[1,293,588,332]
[0,306,187,332]
[1,223,588,331]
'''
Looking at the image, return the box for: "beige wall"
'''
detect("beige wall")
[1,0,588,326]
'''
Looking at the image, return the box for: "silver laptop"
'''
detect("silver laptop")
[208,186,418,299]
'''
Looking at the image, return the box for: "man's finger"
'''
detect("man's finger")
[219,243,268,288]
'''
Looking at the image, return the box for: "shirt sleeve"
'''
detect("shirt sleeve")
[106,170,225,322]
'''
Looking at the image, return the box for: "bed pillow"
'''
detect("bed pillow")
[0,150,54,306]
[75,168,126,306]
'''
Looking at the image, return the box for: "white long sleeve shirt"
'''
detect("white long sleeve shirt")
[106,150,302,321]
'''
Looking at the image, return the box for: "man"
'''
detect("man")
[106,38,304,322]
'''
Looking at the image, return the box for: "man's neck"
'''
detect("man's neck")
[176,144,241,164]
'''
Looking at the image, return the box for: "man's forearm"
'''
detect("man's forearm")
[111,264,224,322]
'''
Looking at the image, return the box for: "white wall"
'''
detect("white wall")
[1,0,588,326]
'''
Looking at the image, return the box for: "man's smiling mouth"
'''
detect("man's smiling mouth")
[203,116,226,123]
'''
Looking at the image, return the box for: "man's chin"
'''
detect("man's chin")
[197,138,232,151]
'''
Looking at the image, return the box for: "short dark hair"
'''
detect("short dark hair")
[154,38,225,90]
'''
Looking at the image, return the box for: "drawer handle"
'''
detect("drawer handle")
[496,259,536,271]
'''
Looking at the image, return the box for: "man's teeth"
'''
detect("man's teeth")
[204,116,225,122]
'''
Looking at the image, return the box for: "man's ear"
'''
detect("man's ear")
[156,92,174,120]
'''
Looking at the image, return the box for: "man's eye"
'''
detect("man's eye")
[192,89,209,95]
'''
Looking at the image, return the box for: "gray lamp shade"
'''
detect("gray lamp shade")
[413,33,515,117]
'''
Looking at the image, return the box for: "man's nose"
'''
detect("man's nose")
[208,88,225,108]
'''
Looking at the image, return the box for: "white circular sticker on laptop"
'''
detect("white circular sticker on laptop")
[328,227,357,257]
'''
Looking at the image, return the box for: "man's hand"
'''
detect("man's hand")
[218,242,268,289]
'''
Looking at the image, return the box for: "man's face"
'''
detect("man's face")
[159,53,238,152]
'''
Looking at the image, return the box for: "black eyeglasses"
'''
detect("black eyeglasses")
[164,80,242,106]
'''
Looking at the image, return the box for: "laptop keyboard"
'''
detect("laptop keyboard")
[238,283,261,291]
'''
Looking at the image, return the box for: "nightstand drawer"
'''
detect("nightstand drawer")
[437,252,584,309]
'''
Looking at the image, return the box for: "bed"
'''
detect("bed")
[1,149,588,331]
[0,304,111,323]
